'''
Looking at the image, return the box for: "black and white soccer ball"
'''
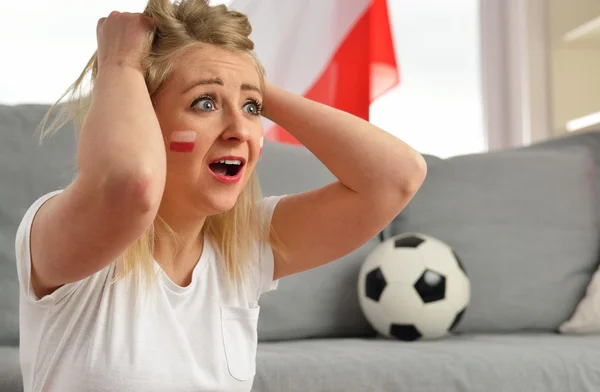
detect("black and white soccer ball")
[358,233,470,341]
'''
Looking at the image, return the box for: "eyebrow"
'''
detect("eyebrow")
[183,77,262,94]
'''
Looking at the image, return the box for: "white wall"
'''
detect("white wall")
[552,48,600,133]
[0,0,147,105]
[0,0,232,105]
[0,0,484,158]
[549,0,600,134]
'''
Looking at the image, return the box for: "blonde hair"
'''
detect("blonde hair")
[38,0,282,293]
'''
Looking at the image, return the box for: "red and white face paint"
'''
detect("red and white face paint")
[259,136,264,155]
[169,131,197,153]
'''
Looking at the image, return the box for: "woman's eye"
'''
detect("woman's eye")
[193,98,215,111]
[242,102,260,115]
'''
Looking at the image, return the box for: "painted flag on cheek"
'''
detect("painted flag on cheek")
[169,131,197,153]
[229,0,400,145]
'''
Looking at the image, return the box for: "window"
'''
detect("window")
[370,0,486,158]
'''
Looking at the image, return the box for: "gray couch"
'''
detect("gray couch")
[2,103,600,391]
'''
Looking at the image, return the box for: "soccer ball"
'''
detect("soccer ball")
[358,233,470,341]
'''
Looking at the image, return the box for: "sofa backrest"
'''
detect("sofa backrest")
[3,101,600,344]
[0,104,78,345]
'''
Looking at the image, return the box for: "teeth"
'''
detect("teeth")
[217,159,242,165]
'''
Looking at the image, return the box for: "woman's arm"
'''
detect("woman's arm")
[262,82,427,280]
[29,12,165,298]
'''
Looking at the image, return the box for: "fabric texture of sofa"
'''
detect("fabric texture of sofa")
[1,103,600,391]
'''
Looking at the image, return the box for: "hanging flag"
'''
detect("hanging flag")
[229,0,399,145]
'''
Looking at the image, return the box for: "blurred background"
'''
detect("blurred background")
[0,0,598,158]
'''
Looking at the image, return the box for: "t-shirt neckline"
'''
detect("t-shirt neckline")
[153,234,212,294]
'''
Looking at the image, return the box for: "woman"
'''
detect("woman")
[16,0,426,391]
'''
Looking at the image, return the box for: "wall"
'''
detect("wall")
[549,0,600,134]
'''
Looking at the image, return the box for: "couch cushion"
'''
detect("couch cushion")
[560,268,600,334]
[0,104,78,345]
[0,346,23,392]
[253,334,600,392]
[256,140,337,197]
[391,146,598,333]
[529,130,600,334]
[258,238,380,341]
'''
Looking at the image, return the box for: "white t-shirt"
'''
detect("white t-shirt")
[15,190,284,392]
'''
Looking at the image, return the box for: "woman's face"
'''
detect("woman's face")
[153,44,264,217]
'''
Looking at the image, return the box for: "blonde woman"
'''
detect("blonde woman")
[15,0,426,391]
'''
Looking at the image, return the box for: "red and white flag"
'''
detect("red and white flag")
[229,0,399,145]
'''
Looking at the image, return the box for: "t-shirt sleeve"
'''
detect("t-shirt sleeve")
[15,189,82,307]
[256,195,286,298]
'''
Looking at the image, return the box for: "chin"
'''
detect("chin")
[195,184,246,217]
[205,197,239,216]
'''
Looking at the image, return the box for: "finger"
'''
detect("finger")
[140,14,155,28]
[97,17,106,33]
[122,12,154,28]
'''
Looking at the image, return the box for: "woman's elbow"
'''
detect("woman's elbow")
[374,152,426,216]
[398,151,427,197]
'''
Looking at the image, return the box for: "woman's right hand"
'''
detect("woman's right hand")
[96,11,155,73]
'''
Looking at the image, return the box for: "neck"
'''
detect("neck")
[153,199,207,275]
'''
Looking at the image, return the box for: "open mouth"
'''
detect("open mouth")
[208,159,244,177]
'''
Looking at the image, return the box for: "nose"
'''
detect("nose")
[220,110,250,143]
